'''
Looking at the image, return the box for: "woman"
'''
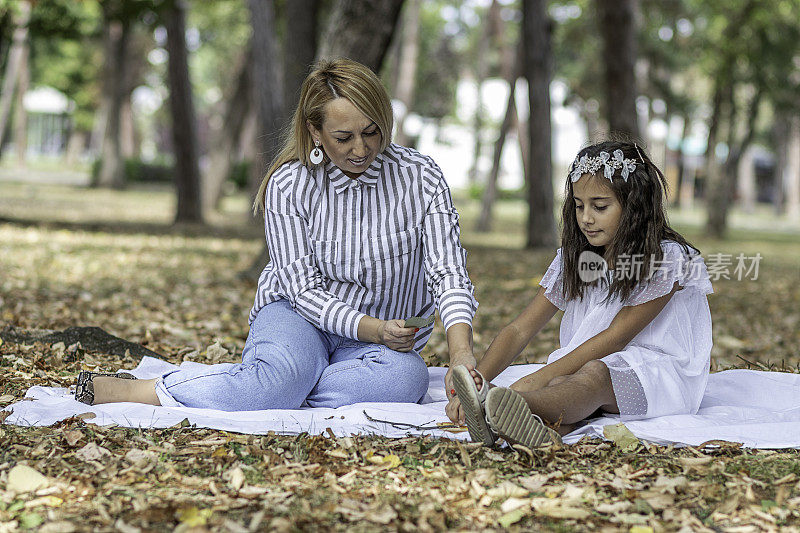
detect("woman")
[76,58,478,410]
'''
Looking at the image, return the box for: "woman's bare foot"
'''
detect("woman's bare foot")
[91,377,161,405]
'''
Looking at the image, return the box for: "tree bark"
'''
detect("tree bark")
[284,0,319,112]
[596,0,640,139]
[523,0,558,249]
[203,48,252,212]
[317,0,405,72]
[467,0,500,186]
[247,0,285,200]
[785,116,800,220]
[393,0,420,147]
[0,0,31,148]
[706,86,762,237]
[165,0,204,224]
[13,40,29,166]
[476,40,522,233]
[96,16,129,189]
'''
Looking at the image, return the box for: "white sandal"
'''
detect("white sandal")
[452,365,495,446]
[485,387,562,448]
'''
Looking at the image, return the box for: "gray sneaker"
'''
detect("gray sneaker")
[485,387,561,448]
[452,365,495,446]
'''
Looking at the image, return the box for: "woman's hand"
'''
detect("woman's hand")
[377,319,418,352]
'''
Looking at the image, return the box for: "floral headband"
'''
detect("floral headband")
[569,149,638,183]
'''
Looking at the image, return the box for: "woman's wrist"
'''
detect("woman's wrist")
[357,315,386,345]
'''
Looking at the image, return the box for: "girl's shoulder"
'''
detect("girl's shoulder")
[628,240,712,305]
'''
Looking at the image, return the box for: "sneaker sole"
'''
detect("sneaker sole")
[452,366,494,446]
[485,387,555,448]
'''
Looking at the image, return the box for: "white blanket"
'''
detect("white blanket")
[4,358,800,448]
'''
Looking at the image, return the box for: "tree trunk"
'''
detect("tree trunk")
[13,40,29,166]
[523,0,558,249]
[247,0,285,200]
[476,40,522,233]
[785,116,800,220]
[596,0,640,139]
[393,0,420,147]
[203,48,251,212]
[284,0,319,112]
[0,0,31,148]
[64,130,88,166]
[120,95,136,158]
[671,114,687,207]
[467,0,500,186]
[317,0,405,72]
[96,16,129,189]
[737,147,756,213]
[772,116,789,214]
[165,0,204,224]
[706,86,762,237]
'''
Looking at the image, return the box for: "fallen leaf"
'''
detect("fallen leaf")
[531,498,590,519]
[75,442,112,462]
[629,526,655,533]
[18,512,44,529]
[487,481,528,500]
[596,501,633,514]
[7,465,48,494]
[603,423,640,452]
[367,504,397,524]
[176,507,212,527]
[498,508,527,527]
[63,430,82,447]
[500,497,530,513]
[24,496,63,508]
[653,475,687,494]
[205,341,229,363]
[224,466,245,491]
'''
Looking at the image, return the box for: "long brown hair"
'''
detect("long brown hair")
[560,141,697,302]
[253,58,394,213]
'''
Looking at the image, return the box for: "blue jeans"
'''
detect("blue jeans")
[154,299,429,410]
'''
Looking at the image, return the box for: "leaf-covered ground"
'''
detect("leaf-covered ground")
[1,182,800,531]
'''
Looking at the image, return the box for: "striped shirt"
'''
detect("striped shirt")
[249,143,478,352]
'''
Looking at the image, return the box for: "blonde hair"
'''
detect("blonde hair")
[253,57,394,213]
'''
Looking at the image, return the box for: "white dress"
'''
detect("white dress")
[540,240,714,420]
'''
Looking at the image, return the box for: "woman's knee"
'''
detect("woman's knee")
[380,349,429,402]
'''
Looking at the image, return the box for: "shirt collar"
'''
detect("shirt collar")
[325,152,384,193]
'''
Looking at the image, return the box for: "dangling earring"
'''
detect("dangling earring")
[309,140,324,165]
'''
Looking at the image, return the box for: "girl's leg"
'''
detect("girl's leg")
[305,341,429,408]
[511,360,619,425]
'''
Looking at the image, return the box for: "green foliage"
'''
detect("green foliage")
[91,157,174,184]
[412,2,461,119]
[467,182,524,202]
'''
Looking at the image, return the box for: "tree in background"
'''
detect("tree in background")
[164,0,202,223]
[0,0,30,153]
[596,0,640,140]
[317,0,404,70]
[522,0,558,248]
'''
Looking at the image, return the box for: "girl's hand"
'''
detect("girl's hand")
[378,319,417,352]
[444,363,484,424]
[445,395,464,424]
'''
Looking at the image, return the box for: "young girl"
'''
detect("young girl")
[448,141,713,448]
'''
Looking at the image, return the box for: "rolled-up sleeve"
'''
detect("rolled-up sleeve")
[264,179,365,338]
[420,164,478,331]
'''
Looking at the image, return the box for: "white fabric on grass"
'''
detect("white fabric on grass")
[4,359,800,448]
